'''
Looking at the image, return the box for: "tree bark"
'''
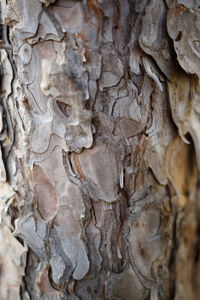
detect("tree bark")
[0,1,200,299]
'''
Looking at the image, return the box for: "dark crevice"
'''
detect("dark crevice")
[194,218,200,263]
[168,212,178,300]
[57,101,72,118]
[175,31,182,42]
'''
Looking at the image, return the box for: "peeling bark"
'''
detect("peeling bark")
[0,1,200,299]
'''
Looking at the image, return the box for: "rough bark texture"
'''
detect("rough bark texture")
[0,0,200,299]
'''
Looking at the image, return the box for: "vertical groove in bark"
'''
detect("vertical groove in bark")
[0,0,200,299]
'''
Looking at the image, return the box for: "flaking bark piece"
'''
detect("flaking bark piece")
[168,71,200,170]
[28,10,64,44]
[76,143,120,202]
[167,4,200,78]
[52,1,83,34]
[139,0,173,79]
[51,205,90,280]
[40,60,93,153]
[27,165,59,221]
[15,215,45,257]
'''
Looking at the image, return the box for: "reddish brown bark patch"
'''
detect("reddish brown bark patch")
[27,165,59,221]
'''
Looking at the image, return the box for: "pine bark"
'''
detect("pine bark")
[0,1,200,299]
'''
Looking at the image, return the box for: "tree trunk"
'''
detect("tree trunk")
[0,0,200,299]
